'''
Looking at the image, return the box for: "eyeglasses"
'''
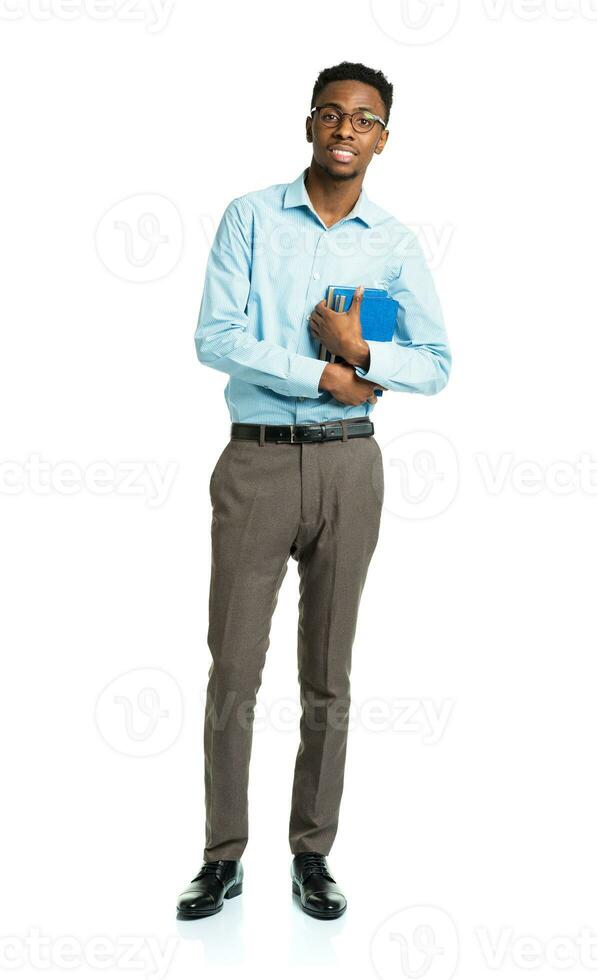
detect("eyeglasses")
[310,104,386,133]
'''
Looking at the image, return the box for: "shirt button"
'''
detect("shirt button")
[312,272,320,280]
[298,397,305,401]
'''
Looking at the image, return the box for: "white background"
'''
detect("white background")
[2,1,597,977]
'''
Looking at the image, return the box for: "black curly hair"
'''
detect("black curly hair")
[310,61,394,127]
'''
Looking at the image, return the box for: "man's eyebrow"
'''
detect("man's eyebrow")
[320,101,377,113]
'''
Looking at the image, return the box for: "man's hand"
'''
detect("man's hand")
[318,362,387,406]
[309,285,369,363]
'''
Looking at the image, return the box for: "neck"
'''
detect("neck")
[304,158,364,227]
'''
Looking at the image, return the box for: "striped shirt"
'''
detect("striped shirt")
[195,166,451,424]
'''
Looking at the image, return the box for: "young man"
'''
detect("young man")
[176,61,451,921]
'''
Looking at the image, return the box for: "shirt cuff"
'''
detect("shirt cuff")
[353,341,397,390]
[289,355,328,399]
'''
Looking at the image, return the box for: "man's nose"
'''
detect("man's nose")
[333,119,354,140]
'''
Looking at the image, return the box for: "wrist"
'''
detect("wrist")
[318,362,335,392]
[346,339,370,371]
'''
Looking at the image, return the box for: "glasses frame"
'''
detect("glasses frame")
[310,104,386,132]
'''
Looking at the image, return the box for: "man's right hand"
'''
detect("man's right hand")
[318,362,387,406]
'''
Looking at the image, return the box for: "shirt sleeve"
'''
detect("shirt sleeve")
[194,197,327,399]
[353,232,451,396]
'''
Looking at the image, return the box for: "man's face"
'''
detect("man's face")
[306,80,389,181]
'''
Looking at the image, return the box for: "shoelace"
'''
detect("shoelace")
[193,861,225,883]
[300,853,336,883]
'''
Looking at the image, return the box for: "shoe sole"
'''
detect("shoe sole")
[176,880,243,919]
[291,879,347,919]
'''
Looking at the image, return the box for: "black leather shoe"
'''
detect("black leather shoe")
[291,852,347,919]
[176,860,243,919]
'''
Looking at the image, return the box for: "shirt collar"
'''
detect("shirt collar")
[283,167,379,228]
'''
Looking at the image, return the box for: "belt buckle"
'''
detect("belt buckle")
[284,423,325,444]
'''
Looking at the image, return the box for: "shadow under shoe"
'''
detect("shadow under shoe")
[176,859,243,919]
[291,852,347,919]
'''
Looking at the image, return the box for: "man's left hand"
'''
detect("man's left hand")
[309,284,366,362]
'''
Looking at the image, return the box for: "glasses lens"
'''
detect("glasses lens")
[353,112,375,132]
[317,107,342,127]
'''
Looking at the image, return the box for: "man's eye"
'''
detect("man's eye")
[322,112,339,122]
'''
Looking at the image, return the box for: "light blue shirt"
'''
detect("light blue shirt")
[195,166,451,424]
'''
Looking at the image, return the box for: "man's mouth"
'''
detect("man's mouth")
[328,147,356,164]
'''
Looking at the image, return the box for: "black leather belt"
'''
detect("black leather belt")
[230,417,374,444]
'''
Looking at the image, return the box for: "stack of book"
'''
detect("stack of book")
[317,285,399,396]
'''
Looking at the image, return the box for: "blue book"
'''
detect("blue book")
[318,285,399,396]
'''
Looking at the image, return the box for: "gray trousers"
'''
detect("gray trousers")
[203,420,384,860]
